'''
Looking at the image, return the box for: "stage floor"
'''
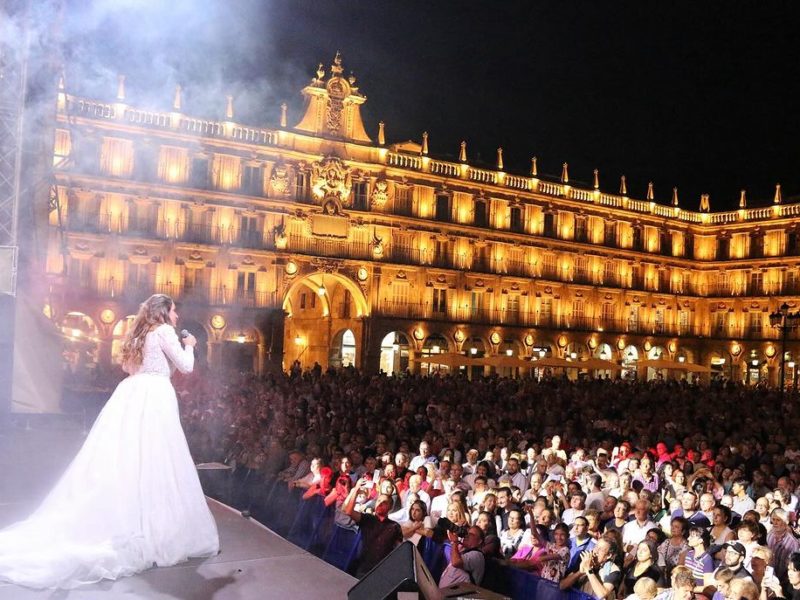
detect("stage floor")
[0,415,357,599]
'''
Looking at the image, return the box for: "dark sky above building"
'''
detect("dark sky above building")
[59,0,800,211]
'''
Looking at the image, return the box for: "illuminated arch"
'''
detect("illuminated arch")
[282,271,368,318]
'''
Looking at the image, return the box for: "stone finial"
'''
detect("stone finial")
[116,75,126,101]
[225,95,234,120]
[348,72,356,86]
[739,189,747,209]
[280,103,288,127]
[378,121,386,145]
[671,187,679,207]
[647,182,654,201]
[700,193,711,212]
[459,141,467,162]
[173,85,182,110]
[774,183,783,204]
[497,148,504,171]
[593,169,600,190]
[421,131,429,156]
[619,175,627,195]
[331,51,344,76]
[316,63,325,81]
[58,74,65,90]
[530,156,538,177]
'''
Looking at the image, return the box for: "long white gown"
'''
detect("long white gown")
[0,323,220,589]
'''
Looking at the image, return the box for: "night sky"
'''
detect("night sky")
[59,0,800,212]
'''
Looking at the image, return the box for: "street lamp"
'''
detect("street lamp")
[769,302,800,395]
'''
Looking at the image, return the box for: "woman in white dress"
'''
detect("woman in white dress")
[0,294,219,589]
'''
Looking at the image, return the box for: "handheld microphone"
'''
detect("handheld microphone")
[180,329,191,339]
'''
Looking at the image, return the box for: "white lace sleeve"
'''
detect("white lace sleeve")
[157,324,194,374]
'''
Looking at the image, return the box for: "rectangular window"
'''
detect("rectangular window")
[352,181,369,210]
[678,310,690,334]
[435,194,450,222]
[238,215,261,248]
[212,154,241,191]
[433,288,447,314]
[236,271,255,292]
[575,257,588,282]
[713,311,727,334]
[68,257,92,287]
[126,262,151,289]
[183,267,208,296]
[573,217,586,242]
[604,221,617,247]
[543,212,556,238]
[627,306,640,331]
[242,165,264,195]
[750,271,763,295]
[654,308,665,333]
[471,291,484,318]
[395,186,412,216]
[684,233,694,259]
[660,231,672,256]
[542,254,557,279]
[190,157,209,188]
[300,292,307,309]
[659,270,671,292]
[100,137,134,177]
[295,172,309,201]
[603,260,616,286]
[749,311,762,334]
[392,282,409,306]
[601,303,614,326]
[158,146,189,184]
[507,294,520,315]
[310,292,316,309]
[510,207,523,233]
[539,297,553,325]
[717,237,730,260]
[474,200,488,227]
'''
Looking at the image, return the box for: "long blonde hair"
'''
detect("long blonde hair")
[121,294,173,368]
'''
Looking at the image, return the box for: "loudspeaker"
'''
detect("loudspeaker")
[347,541,443,600]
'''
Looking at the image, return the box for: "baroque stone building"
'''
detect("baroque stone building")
[46,54,800,385]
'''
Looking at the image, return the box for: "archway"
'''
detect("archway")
[379,331,411,375]
[181,319,209,367]
[111,315,137,365]
[283,271,368,370]
[593,343,616,379]
[708,350,728,382]
[622,344,639,380]
[220,327,258,373]
[60,312,99,385]
[531,342,555,380]
[745,348,766,386]
[421,333,448,374]
[646,345,668,381]
[464,336,488,380]
[498,339,525,378]
[330,328,357,368]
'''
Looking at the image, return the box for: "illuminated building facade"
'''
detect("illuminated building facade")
[46,55,800,386]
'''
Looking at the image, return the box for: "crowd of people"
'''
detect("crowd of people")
[174,365,800,599]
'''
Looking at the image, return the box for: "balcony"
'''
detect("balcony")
[58,278,277,309]
[375,301,705,336]
[287,234,372,261]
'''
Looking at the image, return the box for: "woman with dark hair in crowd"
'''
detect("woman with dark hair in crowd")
[499,509,526,558]
[621,540,663,597]
[539,522,571,583]
[401,500,433,546]
[475,511,500,557]
[658,517,690,580]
